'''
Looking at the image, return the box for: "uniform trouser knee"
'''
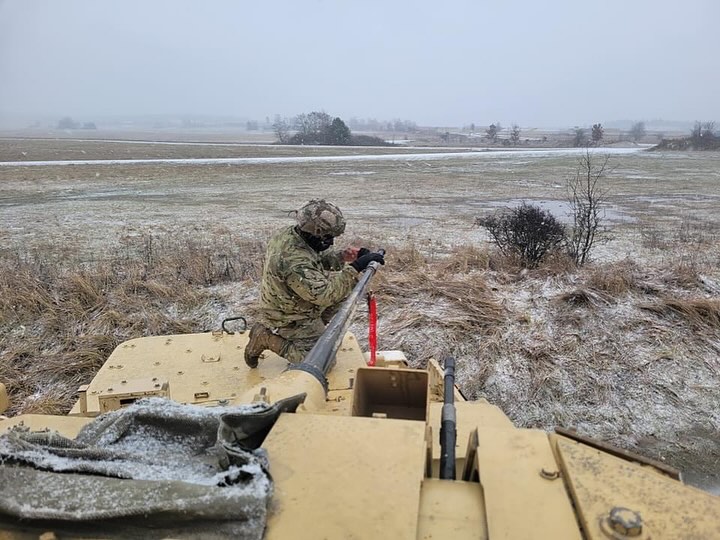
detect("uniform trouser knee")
[280,337,318,363]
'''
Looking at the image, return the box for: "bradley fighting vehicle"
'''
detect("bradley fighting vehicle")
[0,255,719,539]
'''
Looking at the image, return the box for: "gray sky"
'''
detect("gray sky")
[1,0,718,127]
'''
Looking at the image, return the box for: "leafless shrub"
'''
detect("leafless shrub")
[567,150,611,266]
[476,203,566,269]
[572,127,588,147]
[630,121,646,142]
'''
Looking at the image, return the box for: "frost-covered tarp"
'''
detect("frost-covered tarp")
[0,395,305,539]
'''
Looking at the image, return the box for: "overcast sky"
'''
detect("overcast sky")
[1,0,718,127]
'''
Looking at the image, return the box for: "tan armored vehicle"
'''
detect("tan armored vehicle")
[1,259,718,539]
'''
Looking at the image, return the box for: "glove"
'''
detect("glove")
[351,251,385,272]
[356,247,370,259]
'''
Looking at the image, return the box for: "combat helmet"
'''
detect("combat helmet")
[296,199,346,237]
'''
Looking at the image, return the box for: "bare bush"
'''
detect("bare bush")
[272,117,290,143]
[630,121,646,142]
[572,127,588,147]
[476,203,566,269]
[510,124,521,145]
[690,121,718,150]
[567,150,610,266]
[485,123,499,143]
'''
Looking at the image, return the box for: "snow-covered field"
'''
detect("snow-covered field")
[1,142,717,263]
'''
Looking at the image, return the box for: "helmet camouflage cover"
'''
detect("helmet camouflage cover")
[295,199,346,237]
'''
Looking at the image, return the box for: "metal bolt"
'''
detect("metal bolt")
[540,468,560,480]
[608,507,643,537]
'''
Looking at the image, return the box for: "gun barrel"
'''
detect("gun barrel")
[288,250,385,391]
[439,356,457,480]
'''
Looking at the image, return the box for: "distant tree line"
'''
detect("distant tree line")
[654,121,719,151]
[273,112,390,146]
[57,117,97,130]
[347,117,417,132]
[571,121,645,147]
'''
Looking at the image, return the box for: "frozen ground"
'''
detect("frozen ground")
[1,142,718,263]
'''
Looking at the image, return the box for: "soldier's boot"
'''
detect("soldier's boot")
[244,323,285,369]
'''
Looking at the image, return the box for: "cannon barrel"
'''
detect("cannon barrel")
[439,356,457,480]
[288,250,385,391]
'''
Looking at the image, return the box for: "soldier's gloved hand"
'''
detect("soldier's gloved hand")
[351,251,385,272]
[356,247,370,259]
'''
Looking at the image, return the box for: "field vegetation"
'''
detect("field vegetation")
[0,137,718,491]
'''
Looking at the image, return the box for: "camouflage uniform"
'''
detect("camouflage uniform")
[251,200,359,363]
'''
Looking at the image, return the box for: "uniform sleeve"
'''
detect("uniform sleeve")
[320,249,344,271]
[286,264,359,308]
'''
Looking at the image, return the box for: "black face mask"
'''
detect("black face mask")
[298,229,334,252]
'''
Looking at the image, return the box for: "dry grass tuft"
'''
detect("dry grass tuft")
[529,251,576,277]
[383,244,430,272]
[556,288,610,307]
[377,266,505,333]
[661,261,701,289]
[640,297,720,329]
[437,245,490,273]
[585,260,640,296]
[0,232,265,415]
[486,251,523,273]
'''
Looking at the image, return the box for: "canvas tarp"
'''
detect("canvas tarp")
[0,394,305,539]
